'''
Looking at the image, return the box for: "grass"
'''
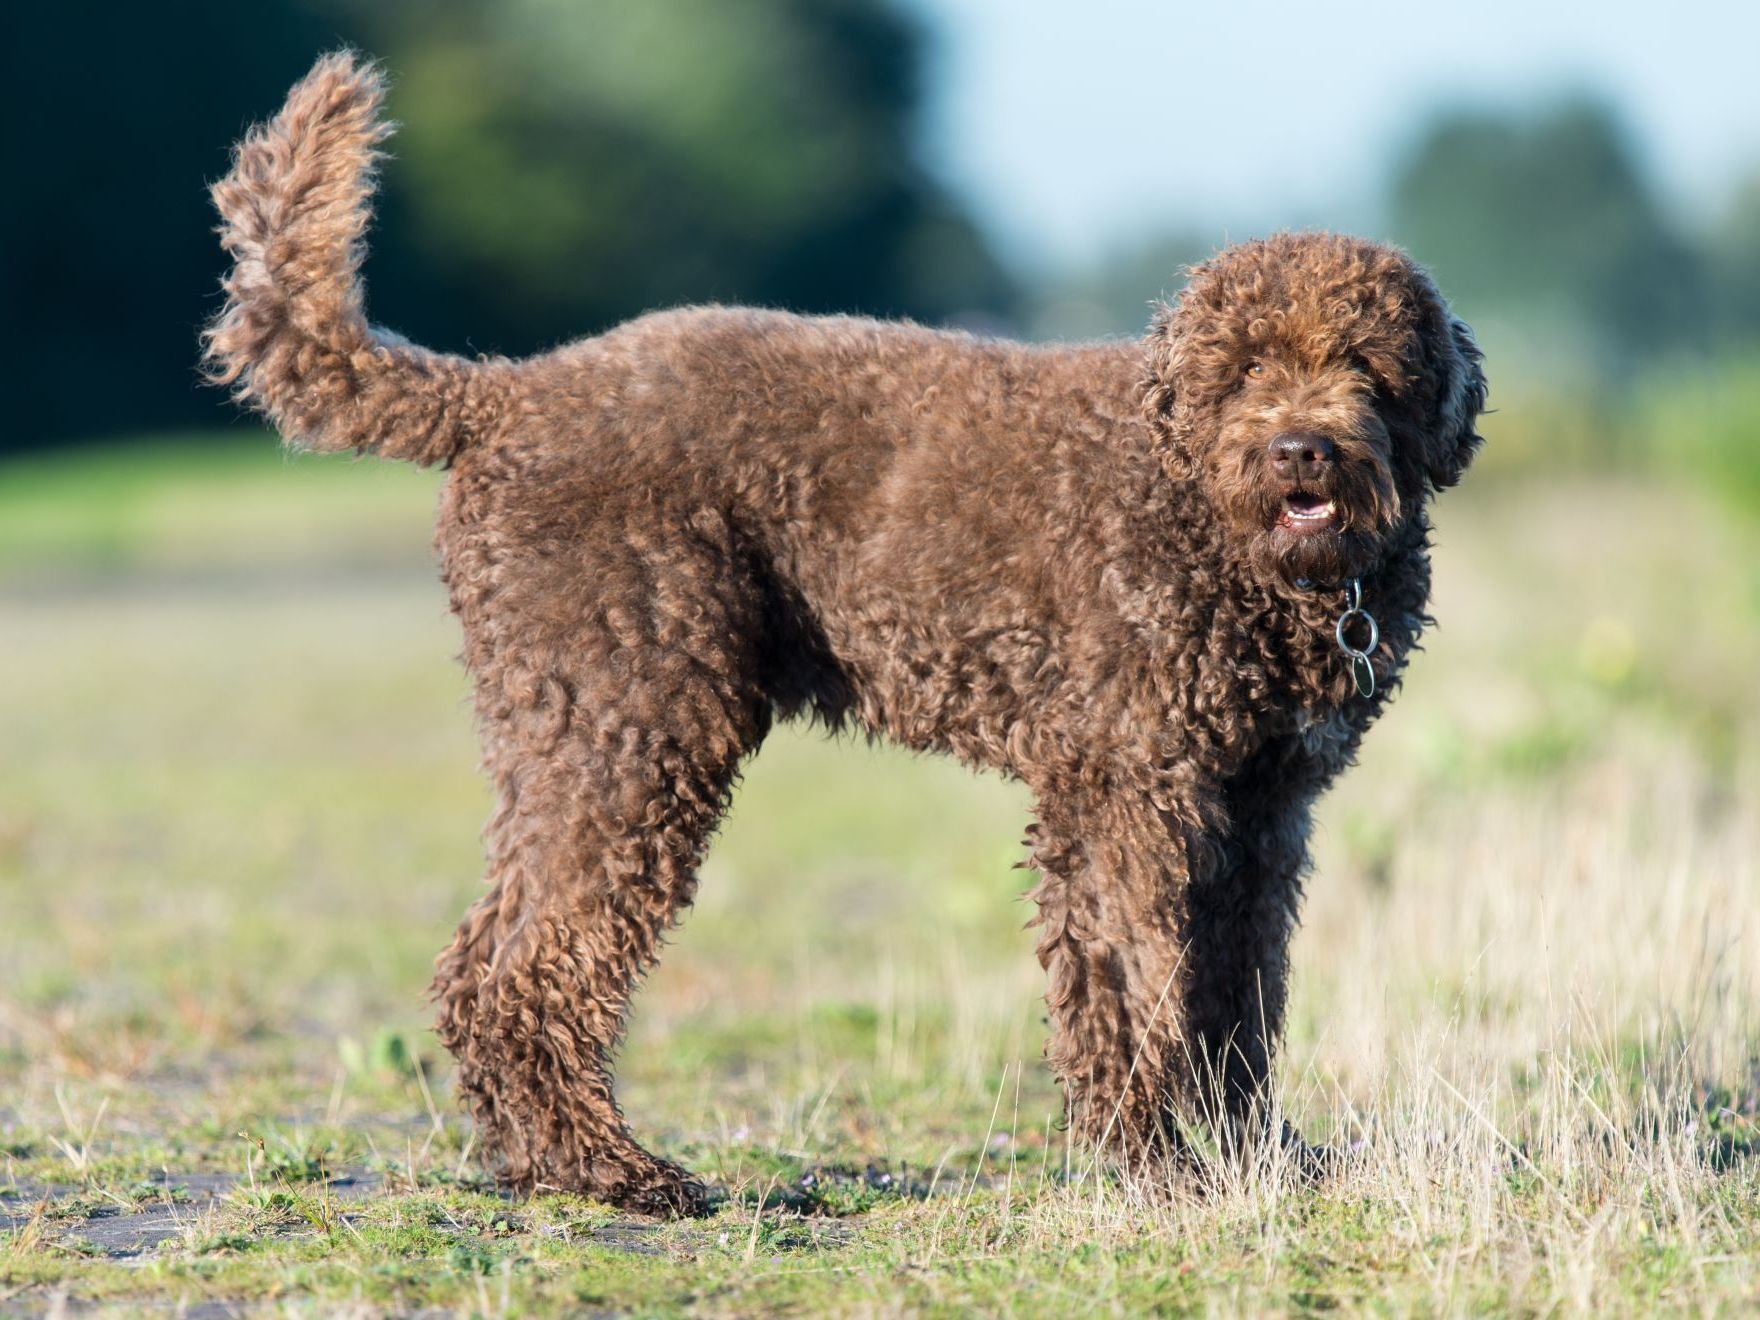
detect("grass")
[2,429,1760,1315]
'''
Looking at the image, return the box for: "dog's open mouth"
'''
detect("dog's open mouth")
[1277,491,1337,535]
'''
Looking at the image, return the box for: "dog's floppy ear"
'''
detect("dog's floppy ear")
[1140,300,1200,482]
[1419,293,1487,491]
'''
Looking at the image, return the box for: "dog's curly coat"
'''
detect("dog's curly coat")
[205,54,1486,1217]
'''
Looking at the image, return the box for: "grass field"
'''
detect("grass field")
[3,433,1760,1315]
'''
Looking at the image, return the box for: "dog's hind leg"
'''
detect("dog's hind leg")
[432,521,766,1217]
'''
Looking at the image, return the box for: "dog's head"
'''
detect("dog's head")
[1141,233,1486,584]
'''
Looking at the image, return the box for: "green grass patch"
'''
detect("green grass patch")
[0,431,440,579]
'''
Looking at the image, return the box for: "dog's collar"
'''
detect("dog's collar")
[1292,574,1360,594]
[1295,576,1379,699]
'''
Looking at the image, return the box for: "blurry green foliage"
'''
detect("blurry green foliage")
[1,0,341,451]
[1459,353,1760,525]
[1028,231,1214,341]
[1389,96,1706,374]
[1,0,1012,453]
[344,0,1014,359]
[1632,353,1760,516]
[1706,175,1760,343]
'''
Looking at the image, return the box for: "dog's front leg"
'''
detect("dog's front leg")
[1179,736,1337,1160]
[1027,788,1210,1175]
[1177,815,1306,1148]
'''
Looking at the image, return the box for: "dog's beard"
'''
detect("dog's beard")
[1211,444,1400,586]
[1247,522,1383,585]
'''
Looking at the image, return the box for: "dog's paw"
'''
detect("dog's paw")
[613,1161,712,1219]
[1279,1125,1364,1185]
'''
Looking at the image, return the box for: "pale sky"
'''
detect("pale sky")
[903,0,1760,273]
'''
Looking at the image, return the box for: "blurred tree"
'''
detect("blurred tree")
[1705,175,1760,342]
[0,0,1013,453]
[345,0,1013,358]
[1388,97,1706,376]
[1,0,339,452]
[1027,231,1214,341]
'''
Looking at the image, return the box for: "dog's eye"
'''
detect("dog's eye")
[1348,354,1385,393]
[1245,361,1266,380]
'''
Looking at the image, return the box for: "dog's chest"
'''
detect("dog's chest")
[1293,705,1354,760]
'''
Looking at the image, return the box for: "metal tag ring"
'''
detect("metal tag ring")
[1335,608,1379,658]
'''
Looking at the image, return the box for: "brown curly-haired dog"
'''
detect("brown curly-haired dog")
[205,54,1486,1217]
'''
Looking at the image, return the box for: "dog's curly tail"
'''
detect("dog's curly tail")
[203,51,506,466]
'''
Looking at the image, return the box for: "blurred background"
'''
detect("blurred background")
[4,1,1760,1274]
[7,0,1760,473]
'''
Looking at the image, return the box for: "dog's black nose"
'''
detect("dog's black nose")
[1269,432,1335,479]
